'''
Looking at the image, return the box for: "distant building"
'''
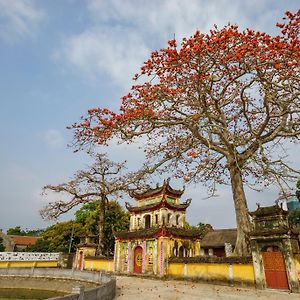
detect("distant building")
[200,228,237,257]
[7,235,41,252]
[287,196,300,211]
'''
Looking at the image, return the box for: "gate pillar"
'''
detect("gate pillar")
[249,204,300,292]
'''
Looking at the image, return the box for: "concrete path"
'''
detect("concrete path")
[115,276,299,300]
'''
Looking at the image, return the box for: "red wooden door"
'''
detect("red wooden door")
[134,246,143,273]
[262,251,289,290]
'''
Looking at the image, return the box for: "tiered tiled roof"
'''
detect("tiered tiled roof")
[114,226,202,240]
[131,179,184,200]
[125,198,191,213]
[249,204,288,218]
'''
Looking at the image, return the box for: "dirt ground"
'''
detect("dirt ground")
[115,276,299,300]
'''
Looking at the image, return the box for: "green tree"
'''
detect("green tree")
[184,221,212,236]
[75,200,130,256]
[288,208,300,227]
[41,221,83,253]
[26,229,44,237]
[26,239,51,252]
[7,226,26,236]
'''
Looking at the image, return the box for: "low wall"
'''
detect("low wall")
[168,256,255,286]
[0,252,59,268]
[0,268,116,300]
[294,254,300,281]
[84,257,114,272]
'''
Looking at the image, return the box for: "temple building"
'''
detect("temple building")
[113,179,202,275]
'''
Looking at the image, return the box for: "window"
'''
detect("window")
[144,215,151,229]
[167,213,172,225]
[176,215,180,226]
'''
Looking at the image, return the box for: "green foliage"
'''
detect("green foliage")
[6,226,43,237]
[75,200,129,256]
[25,229,44,236]
[0,237,5,251]
[104,201,130,256]
[41,221,83,253]
[288,208,300,227]
[7,226,27,236]
[75,201,99,233]
[26,239,51,252]
[27,201,129,254]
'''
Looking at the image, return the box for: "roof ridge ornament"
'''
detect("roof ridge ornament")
[183,198,192,206]
[125,202,132,210]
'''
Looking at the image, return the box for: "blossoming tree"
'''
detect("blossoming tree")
[70,11,300,255]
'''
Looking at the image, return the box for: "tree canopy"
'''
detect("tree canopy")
[6,226,27,236]
[70,10,300,256]
[29,201,129,254]
[41,153,145,256]
[75,200,130,256]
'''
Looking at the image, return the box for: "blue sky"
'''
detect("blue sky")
[0,0,299,232]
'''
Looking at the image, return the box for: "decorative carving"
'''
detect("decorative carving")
[183,198,192,206]
[125,202,132,209]
[0,252,60,261]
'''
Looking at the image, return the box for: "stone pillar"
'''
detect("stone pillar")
[250,240,265,290]
[115,241,121,272]
[153,240,158,275]
[127,241,131,273]
[225,243,233,257]
[142,240,146,273]
[159,238,165,276]
[72,285,84,300]
[283,239,300,293]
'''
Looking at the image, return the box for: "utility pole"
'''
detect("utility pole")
[68,222,75,254]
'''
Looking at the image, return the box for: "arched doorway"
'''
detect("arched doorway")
[134,246,143,273]
[262,246,289,290]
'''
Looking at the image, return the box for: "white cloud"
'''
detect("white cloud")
[0,0,44,43]
[63,26,149,90]
[60,0,293,90]
[43,129,65,148]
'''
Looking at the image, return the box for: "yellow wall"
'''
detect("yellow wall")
[168,262,255,285]
[188,263,228,280]
[168,262,185,276]
[0,261,58,268]
[294,254,300,281]
[85,258,114,272]
[232,264,255,283]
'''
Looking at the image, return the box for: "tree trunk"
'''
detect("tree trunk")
[228,165,252,256]
[96,197,106,256]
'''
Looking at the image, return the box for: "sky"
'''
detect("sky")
[0,0,300,232]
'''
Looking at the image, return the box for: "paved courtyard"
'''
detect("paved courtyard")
[115,276,298,300]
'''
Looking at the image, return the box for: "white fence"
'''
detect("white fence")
[0,252,60,261]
